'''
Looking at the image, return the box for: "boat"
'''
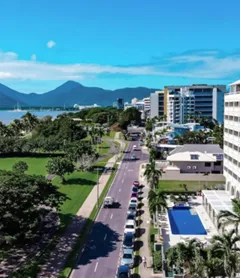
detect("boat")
[9,103,27,112]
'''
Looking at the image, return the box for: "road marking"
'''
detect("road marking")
[110,213,113,219]
[119,188,121,192]
[94,261,99,272]
[104,234,107,241]
[121,179,124,183]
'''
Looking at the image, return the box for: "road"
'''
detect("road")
[70,140,148,278]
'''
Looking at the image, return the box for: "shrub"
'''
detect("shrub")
[153,251,162,272]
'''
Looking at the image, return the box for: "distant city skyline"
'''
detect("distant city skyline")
[0,0,240,93]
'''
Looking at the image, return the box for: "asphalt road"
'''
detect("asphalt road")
[70,140,148,278]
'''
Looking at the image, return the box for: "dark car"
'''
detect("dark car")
[123,232,135,249]
[131,192,138,199]
[116,264,130,278]
[132,186,138,193]
[127,211,136,221]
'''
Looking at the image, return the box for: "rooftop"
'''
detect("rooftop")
[229,79,240,86]
[167,151,217,162]
[170,144,223,155]
[202,190,233,213]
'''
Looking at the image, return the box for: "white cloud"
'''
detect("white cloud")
[46,40,56,48]
[31,54,37,61]
[0,49,240,82]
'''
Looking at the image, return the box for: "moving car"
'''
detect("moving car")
[121,248,134,268]
[116,265,131,278]
[103,196,114,208]
[129,197,138,206]
[133,145,137,151]
[130,154,136,160]
[133,181,140,187]
[123,232,135,249]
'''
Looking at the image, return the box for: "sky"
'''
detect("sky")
[0,0,240,93]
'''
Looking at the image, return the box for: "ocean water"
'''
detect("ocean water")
[0,110,71,125]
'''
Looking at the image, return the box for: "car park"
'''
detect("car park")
[124,220,136,235]
[123,232,135,249]
[121,248,134,268]
[116,265,131,278]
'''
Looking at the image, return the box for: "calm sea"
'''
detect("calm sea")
[0,110,72,125]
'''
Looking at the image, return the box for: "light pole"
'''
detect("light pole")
[96,139,100,208]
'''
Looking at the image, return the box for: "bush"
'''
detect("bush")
[153,251,162,272]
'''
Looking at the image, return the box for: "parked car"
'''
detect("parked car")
[133,181,140,187]
[116,265,131,278]
[129,197,138,206]
[126,211,136,221]
[131,186,138,194]
[123,232,135,249]
[121,248,134,268]
[128,203,137,215]
[131,192,138,199]
[124,220,136,235]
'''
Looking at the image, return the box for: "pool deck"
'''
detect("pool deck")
[160,196,219,249]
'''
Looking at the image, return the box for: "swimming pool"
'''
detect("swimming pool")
[168,206,207,235]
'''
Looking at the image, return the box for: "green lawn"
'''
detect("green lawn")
[96,140,111,156]
[0,157,49,175]
[159,180,223,192]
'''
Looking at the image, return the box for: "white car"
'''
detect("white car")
[129,197,138,206]
[124,220,136,235]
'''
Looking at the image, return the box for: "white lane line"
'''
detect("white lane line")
[110,213,113,219]
[119,188,121,192]
[94,261,99,272]
[104,233,107,241]
[121,179,124,183]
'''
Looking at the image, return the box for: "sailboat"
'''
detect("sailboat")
[10,102,27,112]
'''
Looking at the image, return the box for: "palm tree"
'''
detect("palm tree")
[212,229,240,278]
[148,189,167,217]
[22,112,38,133]
[217,198,240,233]
[143,160,162,190]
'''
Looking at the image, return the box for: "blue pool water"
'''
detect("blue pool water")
[168,207,207,235]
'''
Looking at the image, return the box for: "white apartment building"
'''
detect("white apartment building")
[223,79,240,198]
[143,97,150,111]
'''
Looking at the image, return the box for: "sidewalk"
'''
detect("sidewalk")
[38,134,125,278]
[139,165,162,278]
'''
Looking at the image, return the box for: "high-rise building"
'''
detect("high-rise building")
[150,91,167,119]
[143,97,150,111]
[113,98,124,109]
[223,79,240,198]
[165,84,226,124]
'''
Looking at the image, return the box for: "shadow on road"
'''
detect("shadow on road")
[112,202,121,209]
[74,221,120,267]
[136,227,145,237]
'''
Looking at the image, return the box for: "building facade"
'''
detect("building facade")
[165,84,226,124]
[224,80,240,198]
[150,91,166,119]
[113,98,124,109]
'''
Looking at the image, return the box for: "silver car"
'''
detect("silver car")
[121,248,134,268]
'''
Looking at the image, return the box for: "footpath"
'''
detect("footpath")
[38,133,125,278]
[138,164,162,278]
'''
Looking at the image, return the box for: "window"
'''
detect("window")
[234,102,239,107]
[214,161,221,166]
[225,128,228,133]
[190,154,199,160]
[234,145,238,151]
[229,116,233,120]
[229,129,233,135]
[205,162,211,167]
[234,116,238,122]
[226,102,229,107]
[234,131,238,136]
[225,115,228,120]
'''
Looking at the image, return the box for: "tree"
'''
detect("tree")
[119,107,141,129]
[22,112,39,133]
[148,189,167,217]
[146,119,153,132]
[213,124,224,148]
[143,160,162,190]
[217,198,240,233]
[46,157,75,184]
[12,161,28,174]
[212,229,240,278]
[0,171,67,243]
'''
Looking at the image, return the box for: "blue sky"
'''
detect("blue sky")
[0,0,240,93]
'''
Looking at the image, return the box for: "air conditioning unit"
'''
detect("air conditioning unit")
[193,166,197,169]
[187,166,191,169]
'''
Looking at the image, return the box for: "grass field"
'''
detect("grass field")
[0,157,49,175]
[159,180,224,192]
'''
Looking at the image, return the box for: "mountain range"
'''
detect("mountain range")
[0,81,158,108]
